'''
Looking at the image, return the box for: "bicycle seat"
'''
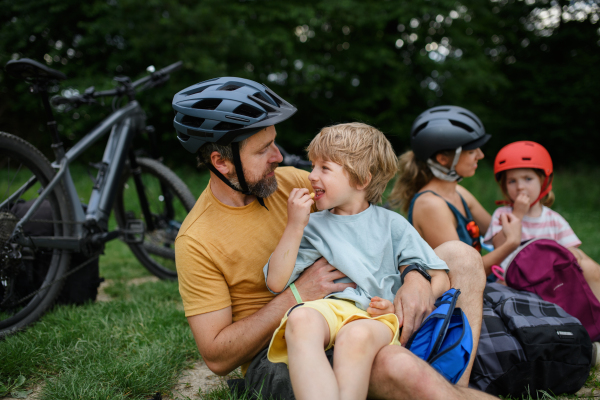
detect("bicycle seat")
[5,58,67,81]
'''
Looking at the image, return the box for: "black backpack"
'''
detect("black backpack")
[11,199,103,305]
[470,283,591,397]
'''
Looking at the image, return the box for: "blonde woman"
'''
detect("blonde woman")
[389,106,522,276]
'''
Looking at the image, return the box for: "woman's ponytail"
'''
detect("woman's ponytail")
[389,150,434,214]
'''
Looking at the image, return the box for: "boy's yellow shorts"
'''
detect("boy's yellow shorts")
[267,298,401,365]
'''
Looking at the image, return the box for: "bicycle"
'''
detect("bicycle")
[0,58,195,336]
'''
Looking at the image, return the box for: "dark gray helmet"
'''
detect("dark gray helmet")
[172,77,297,153]
[410,105,490,162]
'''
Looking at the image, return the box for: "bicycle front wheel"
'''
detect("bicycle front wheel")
[114,157,195,280]
[0,132,73,337]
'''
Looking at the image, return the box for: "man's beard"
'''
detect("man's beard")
[228,163,279,198]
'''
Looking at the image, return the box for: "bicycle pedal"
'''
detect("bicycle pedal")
[121,220,145,244]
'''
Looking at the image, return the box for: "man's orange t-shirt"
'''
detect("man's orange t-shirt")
[175,167,313,321]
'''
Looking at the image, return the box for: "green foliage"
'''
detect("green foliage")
[0,0,598,166]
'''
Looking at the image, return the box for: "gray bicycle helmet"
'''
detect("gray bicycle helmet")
[410,106,490,181]
[172,77,297,208]
[173,77,296,153]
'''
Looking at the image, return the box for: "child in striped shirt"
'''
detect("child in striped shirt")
[484,141,600,301]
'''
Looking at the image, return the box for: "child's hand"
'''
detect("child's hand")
[287,188,314,229]
[500,213,522,247]
[367,296,395,316]
[512,192,530,219]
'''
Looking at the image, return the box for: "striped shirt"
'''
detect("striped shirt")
[483,206,581,270]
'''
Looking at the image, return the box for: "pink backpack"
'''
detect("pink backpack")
[505,238,600,341]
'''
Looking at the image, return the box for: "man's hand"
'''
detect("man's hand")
[367,296,395,316]
[287,188,314,229]
[394,272,436,346]
[292,257,356,302]
[512,192,530,219]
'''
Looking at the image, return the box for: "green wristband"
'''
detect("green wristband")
[290,283,303,304]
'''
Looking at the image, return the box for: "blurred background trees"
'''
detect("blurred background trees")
[0,0,598,166]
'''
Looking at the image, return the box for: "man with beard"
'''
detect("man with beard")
[173,78,491,400]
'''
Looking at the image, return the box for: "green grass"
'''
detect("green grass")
[0,281,198,399]
[2,160,600,399]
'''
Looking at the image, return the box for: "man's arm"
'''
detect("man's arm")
[188,257,356,375]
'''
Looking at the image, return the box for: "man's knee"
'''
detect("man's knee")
[435,241,485,292]
[370,346,448,398]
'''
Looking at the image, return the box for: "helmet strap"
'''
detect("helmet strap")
[427,147,463,183]
[530,174,552,207]
[206,142,268,210]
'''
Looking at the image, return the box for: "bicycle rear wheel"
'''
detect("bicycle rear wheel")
[114,157,195,280]
[0,132,72,337]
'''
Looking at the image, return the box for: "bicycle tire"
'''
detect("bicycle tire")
[114,157,195,280]
[0,132,73,337]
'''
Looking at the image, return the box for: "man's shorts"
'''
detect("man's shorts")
[267,298,401,365]
[243,346,334,400]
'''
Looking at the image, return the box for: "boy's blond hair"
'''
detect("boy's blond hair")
[306,122,398,204]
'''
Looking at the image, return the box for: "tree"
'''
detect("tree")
[1,0,598,165]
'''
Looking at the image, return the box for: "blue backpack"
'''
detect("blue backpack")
[405,288,473,384]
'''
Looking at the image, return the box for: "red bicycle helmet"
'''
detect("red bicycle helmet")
[493,141,553,206]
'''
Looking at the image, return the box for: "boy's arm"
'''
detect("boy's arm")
[266,188,314,293]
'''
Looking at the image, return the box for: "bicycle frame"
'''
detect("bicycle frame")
[5,100,145,253]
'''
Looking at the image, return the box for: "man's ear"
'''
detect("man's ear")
[210,151,233,175]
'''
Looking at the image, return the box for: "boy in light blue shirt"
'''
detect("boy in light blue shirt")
[263,122,450,400]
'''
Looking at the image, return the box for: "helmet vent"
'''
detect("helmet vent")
[498,160,506,164]
[187,128,214,138]
[234,104,263,118]
[182,85,209,96]
[412,122,428,137]
[254,92,272,105]
[458,112,482,128]
[214,121,244,131]
[181,115,206,128]
[522,157,531,161]
[192,99,222,110]
[218,84,242,91]
[449,119,474,132]
[430,108,450,113]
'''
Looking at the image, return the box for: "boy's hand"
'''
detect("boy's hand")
[367,296,395,316]
[287,188,314,229]
[512,192,530,219]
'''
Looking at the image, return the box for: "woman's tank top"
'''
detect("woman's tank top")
[408,190,482,253]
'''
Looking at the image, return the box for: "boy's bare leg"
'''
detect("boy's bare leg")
[285,307,337,400]
[367,344,499,400]
[333,320,393,400]
[570,247,600,302]
[434,240,486,387]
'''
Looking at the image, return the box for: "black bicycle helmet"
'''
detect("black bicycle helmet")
[172,77,297,208]
[410,105,489,162]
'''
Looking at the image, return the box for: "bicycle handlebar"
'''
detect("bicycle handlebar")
[50,61,183,108]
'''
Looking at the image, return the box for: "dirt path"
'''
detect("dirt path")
[168,361,240,399]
